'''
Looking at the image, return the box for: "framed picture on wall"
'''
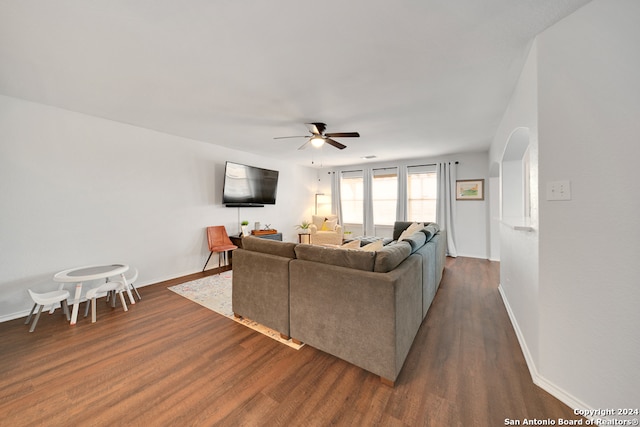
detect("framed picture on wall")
[456,179,484,200]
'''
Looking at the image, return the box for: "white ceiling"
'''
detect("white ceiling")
[0,0,591,167]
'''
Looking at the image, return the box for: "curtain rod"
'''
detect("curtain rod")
[335,161,458,174]
[408,161,459,168]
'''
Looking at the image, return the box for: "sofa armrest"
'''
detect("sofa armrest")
[232,249,291,336]
[289,254,422,382]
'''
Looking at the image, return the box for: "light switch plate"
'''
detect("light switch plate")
[546,180,571,201]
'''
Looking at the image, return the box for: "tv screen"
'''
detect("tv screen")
[222,161,279,207]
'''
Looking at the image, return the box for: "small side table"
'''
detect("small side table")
[298,233,311,244]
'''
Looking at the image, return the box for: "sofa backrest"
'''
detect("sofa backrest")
[294,244,376,271]
[393,221,431,241]
[393,221,440,243]
[401,232,426,253]
[373,241,412,273]
[242,236,298,259]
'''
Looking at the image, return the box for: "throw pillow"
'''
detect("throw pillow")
[341,240,361,249]
[398,222,424,241]
[321,218,338,231]
[361,240,383,252]
[312,215,326,229]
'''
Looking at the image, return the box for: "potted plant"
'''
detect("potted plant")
[295,220,311,234]
[241,220,250,237]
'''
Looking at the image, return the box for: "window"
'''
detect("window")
[372,168,398,226]
[340,170,363,224]
[407,165,437,222]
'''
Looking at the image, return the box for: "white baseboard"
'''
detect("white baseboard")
[453,252,491,260]
[497,284,538,380]
[1,267,210,323]
[497,284,597,422]
[0,310,31,323]
[0,280,154,324]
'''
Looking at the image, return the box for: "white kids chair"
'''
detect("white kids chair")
[84,281,128,323]
[25,289,71,332]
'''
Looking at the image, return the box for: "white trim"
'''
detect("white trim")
[498,284,538,380]
[498,284,603,425]
[0,279,155,324]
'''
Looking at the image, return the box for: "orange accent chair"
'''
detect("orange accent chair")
[202,226,237,272]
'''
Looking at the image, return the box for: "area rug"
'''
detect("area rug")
[168,272,303,350]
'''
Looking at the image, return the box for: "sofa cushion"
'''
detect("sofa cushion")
[373,241,412,273]
[242,236,297,259]
[421,224,439,242]
[427,223,440,233]
[402,231,427,253]
[295,244,375,272]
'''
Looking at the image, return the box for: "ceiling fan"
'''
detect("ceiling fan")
[274,122,360,150]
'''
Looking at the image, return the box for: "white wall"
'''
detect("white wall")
[317,151,490,259]
[490,39,541,376]
[537,0,640,410]
[0,95,317,321]
[490,0,640,415]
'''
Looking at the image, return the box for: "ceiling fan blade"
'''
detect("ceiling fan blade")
[325,132,360,138]
[324,138,347,150]
[297,140,311,150]
[306,122,326,135]
[274,135,308,139]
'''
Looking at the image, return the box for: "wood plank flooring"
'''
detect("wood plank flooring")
[0,258,584,426]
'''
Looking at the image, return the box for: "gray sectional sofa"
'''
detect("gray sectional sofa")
[231,222,447,386]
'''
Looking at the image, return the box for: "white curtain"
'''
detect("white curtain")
[331,171,343,225]
[396,165,408,221]
[436,162,458,257]
[362,168,374,236]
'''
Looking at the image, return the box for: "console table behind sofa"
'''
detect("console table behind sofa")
[229,232,283,249]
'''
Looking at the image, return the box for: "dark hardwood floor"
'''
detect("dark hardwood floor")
[0,258,584,426]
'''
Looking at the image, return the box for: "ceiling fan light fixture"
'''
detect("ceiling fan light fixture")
[311,137,325,147]
[275,122,359,151]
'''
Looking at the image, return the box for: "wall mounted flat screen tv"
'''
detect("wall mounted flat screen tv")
[222,161,279,207]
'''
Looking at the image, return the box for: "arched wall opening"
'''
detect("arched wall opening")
[501,127,531,222]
